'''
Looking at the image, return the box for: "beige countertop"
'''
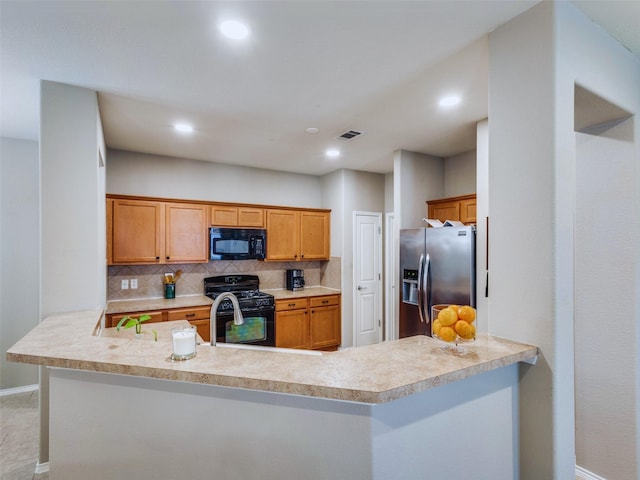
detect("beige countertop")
[265,286,341,300]
[7,309,537,404]
[105,288,340,315]
[106,295,212,315]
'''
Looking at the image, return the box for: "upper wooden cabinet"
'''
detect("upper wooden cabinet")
[427,194,476,225]
[265,209,330,261]
[210,205,264,228]
[300,211,330,260]
[112,199,164,264]
[108,195,331,265]
[165,203,208,263]
[110,199,207,265]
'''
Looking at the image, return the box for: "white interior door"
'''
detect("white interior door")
[353,211,382,347]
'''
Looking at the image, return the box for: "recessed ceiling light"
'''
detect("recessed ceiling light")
[439,95,461,107]
[305,127,319,134]
[325,148,341,159]
[174,123,194,134]
[220,20,250,40]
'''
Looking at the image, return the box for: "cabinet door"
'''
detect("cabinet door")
[210,206,238,226]
[237,207,264,227]
[106,199,113,265]
[266,209,299,261]
[275,309,309,349]
[112,199,163,264]
[428,200,460,222]
[165,203,208,263]
[309,300,341,350]
[300,211,330,260]
[189,319,210,343]
[459,198,476,224]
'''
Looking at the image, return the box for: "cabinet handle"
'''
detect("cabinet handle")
[301,254,304,258]
[185,313,195,318]
[166,256,170,260]
[156,256,160,260]
[288,303,296,307]
[322,300,329,304]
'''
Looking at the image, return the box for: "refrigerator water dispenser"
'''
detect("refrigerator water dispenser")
[402,269,419,305]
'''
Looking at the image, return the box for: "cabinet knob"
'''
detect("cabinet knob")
[301,254,304,258]
[156,256,160,260]
[166,256,170,260]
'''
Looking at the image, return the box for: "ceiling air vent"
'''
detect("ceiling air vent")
[338,130,363,141]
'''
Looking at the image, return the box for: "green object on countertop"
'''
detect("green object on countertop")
[226,317,266,343]
[164,283,176,299]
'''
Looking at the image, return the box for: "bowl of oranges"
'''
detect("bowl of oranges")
[431,304,476,349]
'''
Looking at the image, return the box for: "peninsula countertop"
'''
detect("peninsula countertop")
[7,308,537,404]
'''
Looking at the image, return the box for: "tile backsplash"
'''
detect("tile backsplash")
[107,257,341,301]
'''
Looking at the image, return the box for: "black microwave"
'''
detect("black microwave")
[209,228,266,260]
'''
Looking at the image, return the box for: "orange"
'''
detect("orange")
[437,307,458,327]
[438,326,457,342]
[432,319,442,336]
[448,304,460,315]
[454,320,475,340]
[457,305,476,323]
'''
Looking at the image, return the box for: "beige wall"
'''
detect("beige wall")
[107,149,323,209]
[489,2,640,478]
[444,150,476,197]
[0,138,39,390]
[394,149,444,230]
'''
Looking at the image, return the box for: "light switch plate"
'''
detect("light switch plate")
[121,279,129,290]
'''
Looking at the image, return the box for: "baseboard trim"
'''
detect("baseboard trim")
[576,465,607,480]
[35,462,50,474]
[0,383,39,397]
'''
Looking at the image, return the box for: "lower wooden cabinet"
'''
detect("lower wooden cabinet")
[275,294,341,351]
[105,305,211,342]
[167,306,211,342]
[309,296,341,349]
[105,310,166,328]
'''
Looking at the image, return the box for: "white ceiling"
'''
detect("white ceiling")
[1,1,638,176]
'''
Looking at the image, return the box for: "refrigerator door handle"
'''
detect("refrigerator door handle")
[417,254,426,323]
[423,253,431,323]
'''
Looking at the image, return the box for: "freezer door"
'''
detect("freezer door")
[425,226,476,318]
[399,229,427,338]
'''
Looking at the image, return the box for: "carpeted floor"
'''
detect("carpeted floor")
[0,390,48,480]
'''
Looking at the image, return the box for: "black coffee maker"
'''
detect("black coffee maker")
[286,269,305,291]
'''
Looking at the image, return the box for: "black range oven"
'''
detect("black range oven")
[204,274,275,346]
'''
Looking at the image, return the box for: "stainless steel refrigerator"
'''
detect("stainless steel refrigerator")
[399,226,476,338]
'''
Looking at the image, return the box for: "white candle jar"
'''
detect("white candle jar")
[171,326,197,361]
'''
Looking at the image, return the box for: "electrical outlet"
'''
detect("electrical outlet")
[130,279,138,289]
[121,279,129,290]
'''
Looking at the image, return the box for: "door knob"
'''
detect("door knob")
[357,285,363,291]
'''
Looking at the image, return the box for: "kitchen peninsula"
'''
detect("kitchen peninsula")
[8,309,537,480]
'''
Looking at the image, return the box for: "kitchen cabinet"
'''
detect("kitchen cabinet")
[106,305,211,340]
[309,295,341,350]
[106,198,113,265]
[109,198,207,265]
[165,203,208,263]
[275,294,341,350]
[112,199,163,264]
[427,194,476,225]
[105,310,166,328]
[167,306,211,342]
[265,209,330,261]
[210,205,264,228]
[275,299,309,349]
